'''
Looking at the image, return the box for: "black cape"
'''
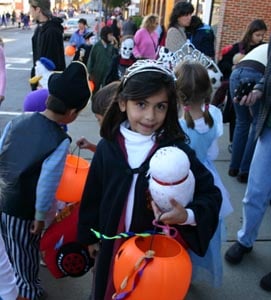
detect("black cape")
[78,135,222,299]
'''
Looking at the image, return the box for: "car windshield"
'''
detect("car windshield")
[67,19,78,26]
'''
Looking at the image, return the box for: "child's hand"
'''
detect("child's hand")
[30,220,45,235]
[76,137,91,149]
[88,243,100,259]
[151,199,188,225]
[76,137,97,152]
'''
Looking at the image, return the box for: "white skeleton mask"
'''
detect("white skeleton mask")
[120,38,134,59]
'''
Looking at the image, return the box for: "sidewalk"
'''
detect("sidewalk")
[37,110,271,300]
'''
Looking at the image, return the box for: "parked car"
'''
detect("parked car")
[63,18,79,40]
[57,11,69,20]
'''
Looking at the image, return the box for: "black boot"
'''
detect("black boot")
[260,272,271,291]
[224,242,252,264]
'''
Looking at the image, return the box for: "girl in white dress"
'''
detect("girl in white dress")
[175,61,233,287]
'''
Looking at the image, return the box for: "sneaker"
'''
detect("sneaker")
[260,272,271,291]
[40,258,47,267]
[224,241,253,264]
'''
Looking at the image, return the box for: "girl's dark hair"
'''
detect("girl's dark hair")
[175,61,213,129]
[91,81,120,116]
[241,19,267,52]
[168,2,194,29]
[100,70,186,143]
[186,15,203,36]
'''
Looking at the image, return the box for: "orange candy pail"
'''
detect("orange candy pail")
[65,45,76,56]
[113,235,192,300]
[56,154,90,203]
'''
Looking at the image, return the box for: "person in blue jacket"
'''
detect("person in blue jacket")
[186,15,215,59]
[69,18,90,49]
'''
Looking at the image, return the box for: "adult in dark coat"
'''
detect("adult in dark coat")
[29,0,65,90]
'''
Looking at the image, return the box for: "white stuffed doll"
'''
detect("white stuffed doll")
[29,57,56,89]
[148,146,195,212]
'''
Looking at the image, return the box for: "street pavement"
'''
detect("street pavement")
[1,23,271,300]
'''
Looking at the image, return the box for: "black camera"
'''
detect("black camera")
[234,79,256,102]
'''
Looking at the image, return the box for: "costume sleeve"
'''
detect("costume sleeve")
[69,32,78,47]
[35,138,70,221]
[86,45,96,78]
[0,121,11,150]
[165,27,186,53]
[207,105,223,160]
[132,29,143,58]
[176,145,222,256]
[77,142,104,245]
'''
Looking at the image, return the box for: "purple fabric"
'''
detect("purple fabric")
[23,88,49,112]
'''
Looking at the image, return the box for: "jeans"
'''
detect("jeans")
[237,127,271,247]
[229,67,262,173]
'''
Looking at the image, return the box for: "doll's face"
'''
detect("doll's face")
[120,38,134,59]
[35,61,47,77]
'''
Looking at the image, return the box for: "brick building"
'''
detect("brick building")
[139,0,271,60]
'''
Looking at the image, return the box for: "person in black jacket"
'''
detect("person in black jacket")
[29,0,66,90]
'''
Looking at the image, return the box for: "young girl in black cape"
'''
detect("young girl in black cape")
[77,60,222,300]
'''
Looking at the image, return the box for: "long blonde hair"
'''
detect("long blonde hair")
[140,14,159,32]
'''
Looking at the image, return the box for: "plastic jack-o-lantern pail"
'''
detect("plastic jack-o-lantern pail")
[56,154,90,203]
[113,234,192,300]
[65,45,76,56]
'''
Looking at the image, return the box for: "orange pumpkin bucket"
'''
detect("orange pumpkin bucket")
[55,154,90,203]
[113,235,192,300]
[88,80,95,92]
[65,45,76,56]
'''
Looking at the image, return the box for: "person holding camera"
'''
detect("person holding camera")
[225,36,271,292]
[228,43,268,183]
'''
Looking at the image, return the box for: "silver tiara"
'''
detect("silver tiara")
[122,59,176,86]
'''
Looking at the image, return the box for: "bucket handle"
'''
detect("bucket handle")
[70,145,81,174]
